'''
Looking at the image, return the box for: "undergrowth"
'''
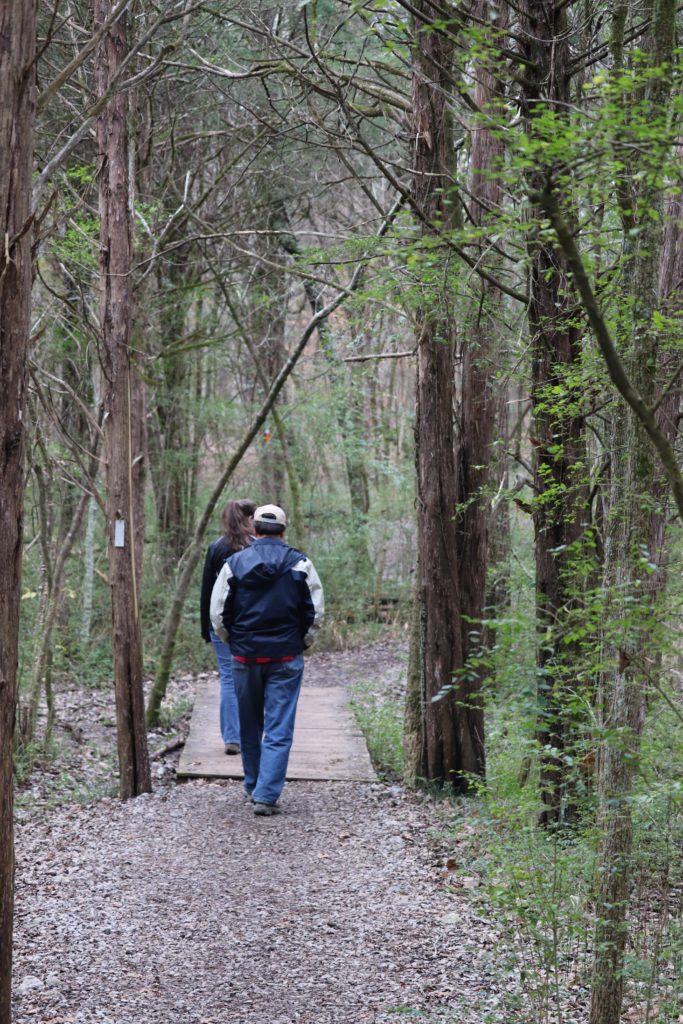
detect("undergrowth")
[433,600,683,1024]
[349,681,405,779]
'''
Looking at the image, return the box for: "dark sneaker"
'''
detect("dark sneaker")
[253,802,280,817]
[224,743,240,755]
[242,785,254,801]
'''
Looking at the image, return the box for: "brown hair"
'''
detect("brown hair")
[221,499,257,552]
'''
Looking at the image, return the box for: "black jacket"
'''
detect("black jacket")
[214,537,324,659]
[200,536,236,642]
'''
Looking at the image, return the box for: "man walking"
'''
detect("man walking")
[210,504,324,816]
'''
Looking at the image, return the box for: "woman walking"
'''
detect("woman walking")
[200,499,256,753]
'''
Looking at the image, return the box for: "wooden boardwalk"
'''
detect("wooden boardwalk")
[177,682,376,782]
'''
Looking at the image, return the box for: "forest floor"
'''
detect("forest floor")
[11,641,509,1024]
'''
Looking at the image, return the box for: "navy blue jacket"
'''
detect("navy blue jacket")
[200,536,236,642]
[211,537,324,659]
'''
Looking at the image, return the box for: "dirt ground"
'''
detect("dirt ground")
[12,643,506,1024]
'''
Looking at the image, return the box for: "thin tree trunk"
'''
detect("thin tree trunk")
[485,386,511,639]
[271,405,306,551]
[95,0,151,799]
[403,579,424,784]
[80,362,103,646]
[455,0,508,729]
[646,140,683,603]
[20,457,52,745]
[254,230,287,501]
[148,256,198,565]
[0,3,37,1018]
[81,493,98,644]
[590,3,676,1018]
[25,443,101,746]
[317,325,373,588]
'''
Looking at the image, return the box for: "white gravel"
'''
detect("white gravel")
[13,779,503,1024]
[12,643,505,1023]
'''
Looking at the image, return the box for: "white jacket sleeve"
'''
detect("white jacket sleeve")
[209,562,233,643]
[296,557,324,648]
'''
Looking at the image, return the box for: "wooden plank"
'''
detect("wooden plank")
[177,682,376,782]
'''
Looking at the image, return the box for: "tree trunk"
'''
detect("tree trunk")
[646,140,683,603]
[0,3,37,1018]
[25,444,101,747]
[253,227,287,502]
[590,3,676,1018]
[80,492,99,645]
[455,0,508,720]
[148,256,199,564]
[95,0,151,800]
[519,0,589,824]
[408,2,484,786]
[484,386,512,639]
[403,576,424,784]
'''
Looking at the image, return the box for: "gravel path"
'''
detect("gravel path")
[13,781,501,1024]
[12,644,502,1024]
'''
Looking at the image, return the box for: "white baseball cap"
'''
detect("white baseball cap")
[253,504,287,528]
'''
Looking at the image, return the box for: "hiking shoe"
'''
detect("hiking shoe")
[253,802,280,817]
[224,743,240,755]
[242,785,254,800]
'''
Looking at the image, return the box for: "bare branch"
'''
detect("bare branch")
[36,0,134,114]
[33,3,203,204]
[343,350,415,362]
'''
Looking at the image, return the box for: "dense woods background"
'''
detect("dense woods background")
[1,1,681,1022]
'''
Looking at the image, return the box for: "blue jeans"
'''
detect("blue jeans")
[210,631,240,745]
[232,654,304,805]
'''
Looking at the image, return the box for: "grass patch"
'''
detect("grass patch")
[349,680,404,779]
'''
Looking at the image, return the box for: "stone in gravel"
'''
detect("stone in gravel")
[18,976,43,994]
[459,875,481,889]
[441,912,461,925]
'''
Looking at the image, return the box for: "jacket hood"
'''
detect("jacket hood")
[230,538,302,586]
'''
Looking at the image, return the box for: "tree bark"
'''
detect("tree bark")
[590,3,677,1018]
[519,0,589,824]
[95,0,151,800]
[408,1,485,786]
[648,140,683,581]
[456,0,508,719]
[484,386,512,641]
[0,3,37,1018]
